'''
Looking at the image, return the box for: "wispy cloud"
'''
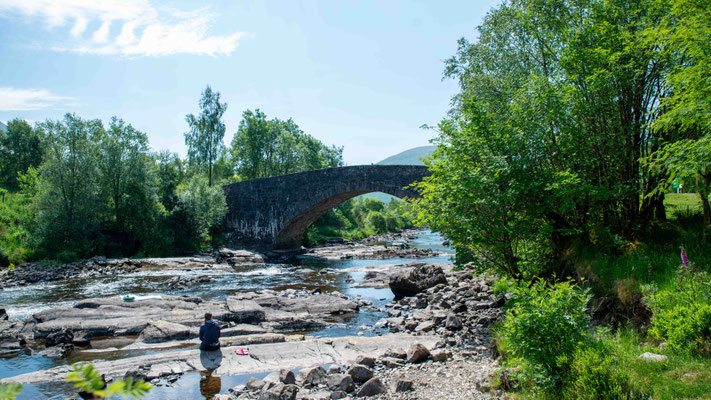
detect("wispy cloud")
[0,87,74,111]
[0,0,247,57]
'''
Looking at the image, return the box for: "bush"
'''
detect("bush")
[564,344,633,399]
[366,212,387,234]
[500,279,591,387]
[492,276,513,295]
[645,269,711,356]
[176,175,227,250]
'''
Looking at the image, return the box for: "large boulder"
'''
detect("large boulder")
[346,364,373,383]
[138,320,192,343]
[279,369,296,384]
[326,374,355,392]
[356,377,386,397]
[217,248,265,265]
[296,366,327,388]
[389,264,447,299]
[406,342,430,364]
[258,383,298,400]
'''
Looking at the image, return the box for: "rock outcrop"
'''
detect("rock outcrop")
[389,263,447,299]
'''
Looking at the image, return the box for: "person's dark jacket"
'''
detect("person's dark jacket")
[199,320,221,351]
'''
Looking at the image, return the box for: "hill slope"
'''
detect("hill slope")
[359,146,435,203]
[375,145,435,166]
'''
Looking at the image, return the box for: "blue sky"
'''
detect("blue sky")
[0,0,498,165]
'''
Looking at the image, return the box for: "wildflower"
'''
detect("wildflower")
[681,248,689,267]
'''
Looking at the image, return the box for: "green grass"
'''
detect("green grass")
[665,193,703,220]
[571,198,710,294]
[607,328,711,399]
[498,201,711,399]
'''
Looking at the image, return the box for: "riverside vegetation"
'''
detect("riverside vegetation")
[0,90,412,267]
[3,0,711,398]
[410,0,711,398]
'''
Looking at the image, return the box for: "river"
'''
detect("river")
[0,230,451,399]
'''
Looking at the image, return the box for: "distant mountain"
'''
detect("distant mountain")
[376,145,435,166]
[0,121,7,132]
[359,146,435,203]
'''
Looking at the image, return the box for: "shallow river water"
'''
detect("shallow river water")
[0,230,451,399]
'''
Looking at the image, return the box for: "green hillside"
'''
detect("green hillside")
[360,146,435,203]
[375,145,435,166]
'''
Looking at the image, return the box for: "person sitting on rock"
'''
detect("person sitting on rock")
[199,312,221,351]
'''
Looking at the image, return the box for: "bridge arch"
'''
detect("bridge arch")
[222,165,430,249]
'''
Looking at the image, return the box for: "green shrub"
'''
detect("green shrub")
[500,279,591,387]
[366,212,387,234]
[564,344,633,399]
[645,269,711,356]
[492,276,513,295]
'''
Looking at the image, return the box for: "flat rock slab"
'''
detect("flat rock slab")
[2,334,439,385]
[29,292,356,341]
[298,243,441,261]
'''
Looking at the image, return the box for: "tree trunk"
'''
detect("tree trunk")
[699,172,711,242]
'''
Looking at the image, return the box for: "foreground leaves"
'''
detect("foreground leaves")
[66,363,152,399]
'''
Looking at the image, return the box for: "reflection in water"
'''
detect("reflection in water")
[199,349,223,372]
[199,375,222,399]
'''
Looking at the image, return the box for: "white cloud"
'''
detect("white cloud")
[70,15,88,37]
[0,87,74,111]
[0,0,246,57]
[92,19,111,43]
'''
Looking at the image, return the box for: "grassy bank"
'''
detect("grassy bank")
[491,194,711,399]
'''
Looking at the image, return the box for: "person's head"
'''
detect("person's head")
[204,312,212,322]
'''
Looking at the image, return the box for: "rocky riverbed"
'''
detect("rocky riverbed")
[0,230,505,399]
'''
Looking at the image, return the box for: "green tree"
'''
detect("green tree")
[155,150,185,212]
[185,85,227,186]
[645,0,711,240]
[231,109,271,179]
[231,109,343,179]
[413,0,673,278]
[0,119,44,189]
[177,175,228,250]
[97,117,160,252]
[33,114,103,259]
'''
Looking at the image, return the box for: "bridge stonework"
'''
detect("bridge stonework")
[222,165,430,249]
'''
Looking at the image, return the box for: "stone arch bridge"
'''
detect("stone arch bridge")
[222,165,430,250]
